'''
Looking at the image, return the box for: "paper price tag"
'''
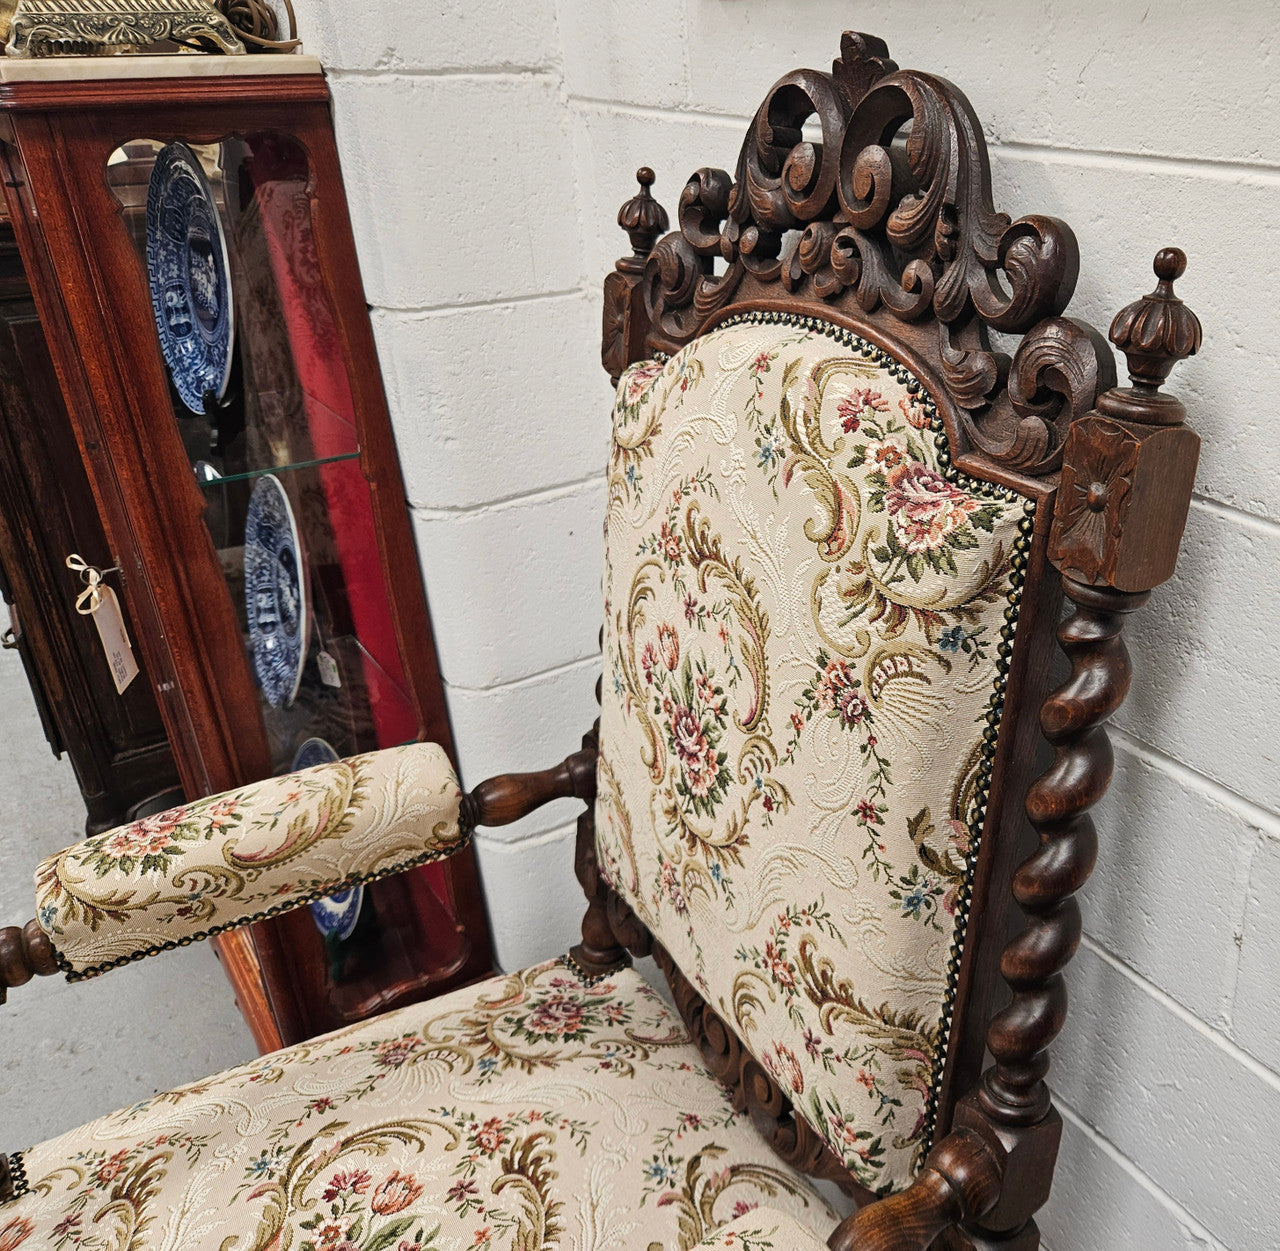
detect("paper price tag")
[92,585,139,694]
[317,649,341,688]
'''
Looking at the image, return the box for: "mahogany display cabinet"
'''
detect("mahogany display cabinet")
[0,55,493,1051]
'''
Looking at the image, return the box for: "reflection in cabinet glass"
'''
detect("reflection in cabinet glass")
[0,59,492,1051]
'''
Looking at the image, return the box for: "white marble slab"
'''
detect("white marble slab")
[0,51,319,81]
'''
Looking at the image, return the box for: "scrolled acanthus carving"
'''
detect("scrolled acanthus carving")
[642,30,1112,474]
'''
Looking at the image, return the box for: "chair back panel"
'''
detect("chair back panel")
[595,310,1034,1194]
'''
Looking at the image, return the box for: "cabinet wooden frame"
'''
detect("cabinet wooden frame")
[581,32,1202,1249]
[0,68,492,1052]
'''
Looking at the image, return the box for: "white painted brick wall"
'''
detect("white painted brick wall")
[0,6,1274,1248]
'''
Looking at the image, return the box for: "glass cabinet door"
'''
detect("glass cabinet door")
[106,132,471,1020]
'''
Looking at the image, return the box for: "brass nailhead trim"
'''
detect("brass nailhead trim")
[2,1152,28,1205]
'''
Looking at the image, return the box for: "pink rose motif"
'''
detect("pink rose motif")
[101,808,186,861]
[763,940,795,991]
[671,704,719,797]
[837,387,888,434]
[884,462,980,553]
[322,1170,371,1201]
[472,1117,508,1154]
[866,432,909,468]
[527,993,586,1038]
[371,1171,423,1215]
[374,1037,420,1069]
[899,393,931,429]
[694,673,723,714]
[815,659,869,728]
[624,360,663,404]
[763,1042,805,1095]
[659,860,688,914]
[93,1149,130,1186]
[641,642,659,686]
[659,521,683,565]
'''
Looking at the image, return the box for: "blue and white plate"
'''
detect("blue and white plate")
[146,142,235,415]
[244,474,307,708]
[292,736,340,772]
[291,738,365,942]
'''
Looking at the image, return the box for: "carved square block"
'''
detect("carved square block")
[1050,414,1200,593]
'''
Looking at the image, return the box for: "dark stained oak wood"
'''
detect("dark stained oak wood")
[590,33,1204,1249]
[0,220,181,835]
[0,919,58,1004]
[462,747,597,829]
[829,1122,1004,1251]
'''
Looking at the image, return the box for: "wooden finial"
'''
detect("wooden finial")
[617,167,669,266]
[1108,247,1202,393]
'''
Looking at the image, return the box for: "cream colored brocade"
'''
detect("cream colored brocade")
[595,315,1032,1193]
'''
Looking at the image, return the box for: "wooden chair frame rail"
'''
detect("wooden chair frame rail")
[0,30,1202,1250]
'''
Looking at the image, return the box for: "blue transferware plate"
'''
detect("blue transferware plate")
[146,142,235,415]
[292,736,340,772]
[291,738,365,941]
[244,474,307,708]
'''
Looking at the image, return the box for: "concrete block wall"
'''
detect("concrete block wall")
[295,3,1277,1244]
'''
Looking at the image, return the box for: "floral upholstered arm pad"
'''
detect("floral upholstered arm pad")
[695,1209,830,1249]
[33,742,464,980]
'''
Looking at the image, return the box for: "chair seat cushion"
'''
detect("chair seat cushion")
[2,958,838,1250]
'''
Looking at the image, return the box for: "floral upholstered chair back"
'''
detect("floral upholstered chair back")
[595,312,1034,1195]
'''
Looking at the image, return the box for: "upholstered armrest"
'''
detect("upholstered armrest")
[695,1209,831,1249]
[32,742,464,981]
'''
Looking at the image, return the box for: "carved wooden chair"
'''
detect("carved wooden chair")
[0,32,1201,1251]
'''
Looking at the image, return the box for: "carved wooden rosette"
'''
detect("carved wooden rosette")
[593,30,1203,1250]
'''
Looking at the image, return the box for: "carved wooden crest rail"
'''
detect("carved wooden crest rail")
[605,31,1116,489]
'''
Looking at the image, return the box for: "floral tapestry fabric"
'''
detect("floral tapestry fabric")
[596,313,1034,1194]
[2,959,837,1250]
[34,742,464,980]
[692,1208,829,1249]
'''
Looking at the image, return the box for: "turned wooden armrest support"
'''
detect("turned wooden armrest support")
[460,747,597,830]
[0,918,60,1004]
[829,1119,1005,1251]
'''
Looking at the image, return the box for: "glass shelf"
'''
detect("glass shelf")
[195,450,361,487]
